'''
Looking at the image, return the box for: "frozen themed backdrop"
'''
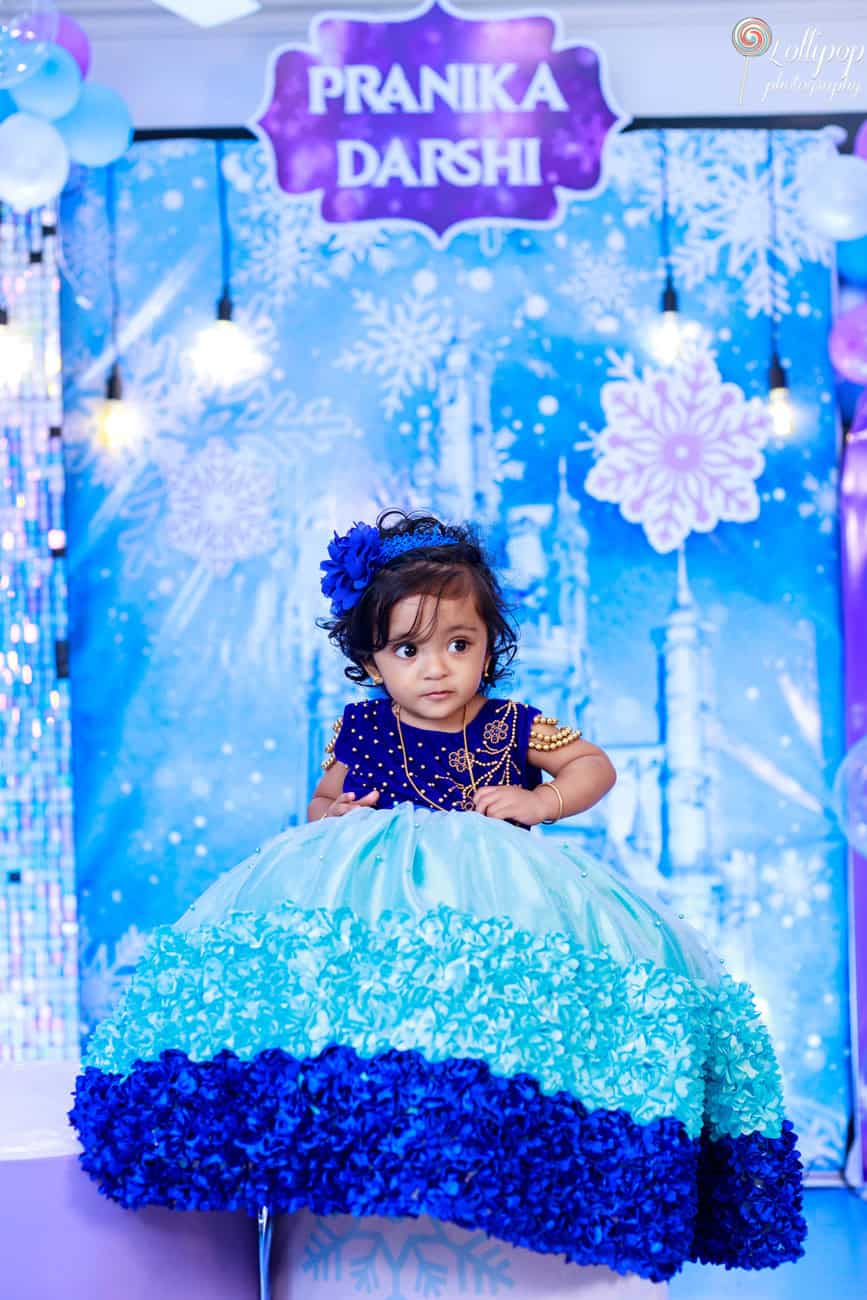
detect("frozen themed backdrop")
[3,1,865,1229]
[59,108,853,1181]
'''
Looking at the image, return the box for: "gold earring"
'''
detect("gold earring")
[371,671,382,685]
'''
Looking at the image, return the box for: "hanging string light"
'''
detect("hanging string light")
[648,128,693,366]
[0,204,35,394]
[189,138,265,389]
[766,130,795,439]
[95,164,142,452]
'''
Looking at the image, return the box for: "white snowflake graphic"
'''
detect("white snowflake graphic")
[605,128,837,317]
[58,183,110,314]
[334,286,478,416]
[556,237,646,333]
[164,438,278,577]
[322,223,397,280]
[798,468,839,534]
[78,920,151,1032]
[226,144,398,307]
[699,279,735,318]
[585,330,772,553]
[126,138,200,184]
[225,148,332,306]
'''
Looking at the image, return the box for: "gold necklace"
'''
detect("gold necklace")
[392,700,480,811]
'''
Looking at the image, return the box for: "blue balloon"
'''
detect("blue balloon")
[56,83,132,167]
[837,233,867,288]
[10,44,81,120]
[0,89,14,122]
[836,376,863,423]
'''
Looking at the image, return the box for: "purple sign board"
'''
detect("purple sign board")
[251,0,629,244]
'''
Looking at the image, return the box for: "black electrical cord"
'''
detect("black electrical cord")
[214,138,233,320]
[658,128,678,314]
[767,129,787,396]
[105,163,122,400]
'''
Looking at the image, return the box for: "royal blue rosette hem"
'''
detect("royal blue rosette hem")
[68,1042,806,1283]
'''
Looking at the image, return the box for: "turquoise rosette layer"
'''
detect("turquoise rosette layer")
[83,897,786,1142]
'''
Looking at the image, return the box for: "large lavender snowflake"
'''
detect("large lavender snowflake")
[163,439,278,577]
[585,337,772,553]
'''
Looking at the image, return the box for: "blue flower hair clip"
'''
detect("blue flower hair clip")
[320,521,460,616]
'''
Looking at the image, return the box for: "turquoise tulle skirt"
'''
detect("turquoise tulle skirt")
[69,802,806,1282]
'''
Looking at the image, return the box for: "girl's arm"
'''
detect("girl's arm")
[526,724,616,819]
[307,759,380,820]
[307,759,348,821]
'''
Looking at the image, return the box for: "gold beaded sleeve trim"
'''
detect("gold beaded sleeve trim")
[528,715,583,751]
[321,716,343,770]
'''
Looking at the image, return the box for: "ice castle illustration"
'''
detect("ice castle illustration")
[310,333,725,935]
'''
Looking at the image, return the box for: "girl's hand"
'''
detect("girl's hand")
[470,785,548,827]
[323,790,379,817]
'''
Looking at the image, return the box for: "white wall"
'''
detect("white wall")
[63,0,867,129]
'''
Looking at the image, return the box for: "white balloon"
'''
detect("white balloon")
[0,109,68,210]
[800,153,867,241]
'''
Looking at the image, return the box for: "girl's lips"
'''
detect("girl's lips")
[424,690,452,697]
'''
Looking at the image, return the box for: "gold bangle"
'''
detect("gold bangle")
[539,780,564,824]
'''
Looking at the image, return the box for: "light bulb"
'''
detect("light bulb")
[189,317,267,389]
[768,351,794,438]
[769,386,795,438]
[0,317,34,392]
[647,311,685,366]
[95,366,143,452]
[96,397,143,452]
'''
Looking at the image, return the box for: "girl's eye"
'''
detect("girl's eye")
[393,639,471,659]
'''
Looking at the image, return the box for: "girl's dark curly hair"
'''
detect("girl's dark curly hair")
[316,507,520,692]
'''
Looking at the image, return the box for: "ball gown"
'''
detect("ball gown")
[69,696,806,1284]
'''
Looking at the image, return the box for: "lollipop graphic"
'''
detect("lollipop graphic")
[732,17,772,104]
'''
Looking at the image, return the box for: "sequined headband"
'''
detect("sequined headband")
[320,520,460,617]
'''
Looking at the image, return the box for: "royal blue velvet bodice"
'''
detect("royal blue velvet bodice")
[331,695,544,826]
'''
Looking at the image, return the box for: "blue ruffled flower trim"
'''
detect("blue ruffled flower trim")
[80,898,787,1142]
[69,1043,807,1283]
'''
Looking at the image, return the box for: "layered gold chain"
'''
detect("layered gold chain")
[392,699,519,811]
[528,715,583,751]
[392,700,479,811]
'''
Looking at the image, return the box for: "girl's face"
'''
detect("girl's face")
[364,590,489,724]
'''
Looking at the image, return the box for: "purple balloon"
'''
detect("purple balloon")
[830,301,867,385]
[855,119,867,162]
[55,13,90,79]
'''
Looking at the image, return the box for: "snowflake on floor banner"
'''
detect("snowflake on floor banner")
[584,328,772,553]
